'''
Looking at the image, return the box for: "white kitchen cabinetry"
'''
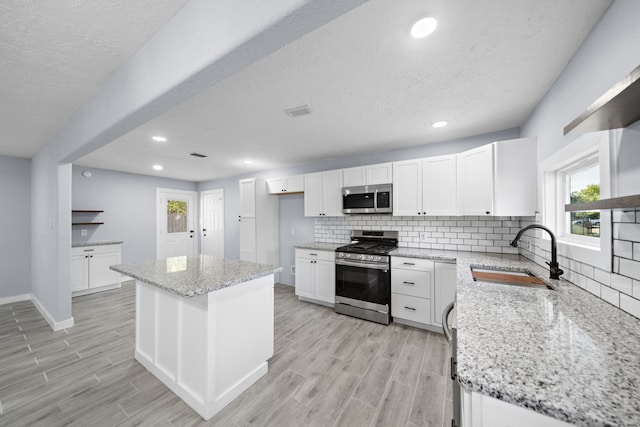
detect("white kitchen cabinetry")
[433,261,457,329]
[294,248,335,305]
[458,137,537,216]
[461,389,572,427]
[423,155,458,215]
[238,178,279,267]
[71,244,122,295]
[391,257,457,332]
[393,156,457,216]
[304,169,343,217]
[266,175,304,194]
[342,162,393,187]
[392,159,423,216]
[391,257,434,326]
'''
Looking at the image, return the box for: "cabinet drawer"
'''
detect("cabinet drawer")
[72,244,121,256]
[295,248,335,262]
[392,269,431,298]
[392,294,431,324]
[391,257,434,272]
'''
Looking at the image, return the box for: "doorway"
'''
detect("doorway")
[156,188,198,259]
[200,188,224,257]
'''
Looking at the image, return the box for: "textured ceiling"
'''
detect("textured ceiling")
[0,0,188,158]
[2,0,612,182]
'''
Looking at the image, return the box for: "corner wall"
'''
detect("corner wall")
[0,156,31,301]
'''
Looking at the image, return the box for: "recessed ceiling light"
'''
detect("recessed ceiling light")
[152,164,164,171]
[432,120,448,128]
[152,136,167,142]
[411,17,437,39]
[243,160,253,165]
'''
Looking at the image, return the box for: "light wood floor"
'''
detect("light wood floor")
[0,282,452,426]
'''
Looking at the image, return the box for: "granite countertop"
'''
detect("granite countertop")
[72,240,123,247]
[295,242,345,251]
[390,247,640,427]
[110,255,282,298]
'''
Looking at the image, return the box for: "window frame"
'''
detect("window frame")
[541,131,612,272]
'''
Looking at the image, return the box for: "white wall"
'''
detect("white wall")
[521,0,640,319]
[72,166,197,264]
[0,156,31,300]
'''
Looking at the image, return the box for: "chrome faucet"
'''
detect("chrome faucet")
[510,224,564,280]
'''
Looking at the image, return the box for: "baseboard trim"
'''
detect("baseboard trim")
[31,294,75,331]
[0,293,31,306]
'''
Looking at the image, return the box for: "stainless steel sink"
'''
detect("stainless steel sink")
[470,266,553,289]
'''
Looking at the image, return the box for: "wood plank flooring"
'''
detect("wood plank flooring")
[0,282,452,426]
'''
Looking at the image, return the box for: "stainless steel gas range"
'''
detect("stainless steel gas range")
[334,230,398,325]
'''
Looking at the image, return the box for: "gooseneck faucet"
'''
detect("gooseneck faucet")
[510,224,564,280]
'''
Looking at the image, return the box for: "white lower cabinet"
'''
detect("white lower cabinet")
[391,257,457,332]
[71,244,122,295]
[294,248,335,305]
[391,257,434,327]
[462,389,573,427]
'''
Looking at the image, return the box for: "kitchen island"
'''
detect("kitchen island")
[110,255,282,420]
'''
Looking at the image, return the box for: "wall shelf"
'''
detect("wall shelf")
[565,194,640,212]
[564,64,640,135]
[72,210,104,213]
[72,222,105,226]
[72,210,104,226]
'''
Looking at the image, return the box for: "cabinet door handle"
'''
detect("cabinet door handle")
[404,306,416,311]
[403,262,415,266]
[309,253,317,256]
[83,249,94,252]
[403,281,415,285]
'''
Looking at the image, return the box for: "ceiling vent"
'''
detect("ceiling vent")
[285,105,312,118]
[189,152,208,159]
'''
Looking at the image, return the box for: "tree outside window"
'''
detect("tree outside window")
[167,200,188,233]
[568,164,600,238]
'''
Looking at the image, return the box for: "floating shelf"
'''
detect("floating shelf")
[565,195,640,212]
[564,64,640,135]
[72,222,105,226]
[72,210,104,213]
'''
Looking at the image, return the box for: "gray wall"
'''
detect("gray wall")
[198,127,520,266]
[72,166,197,264]
[0,156,31,299]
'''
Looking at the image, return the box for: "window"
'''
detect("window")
[541,130,611,271]
[167,200,188,233]
[564,160,600,239]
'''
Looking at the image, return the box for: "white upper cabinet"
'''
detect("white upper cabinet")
[266,175,304,194]
[458,137,537,217]
[458,145,495,216]
[343,162,393,187]
[393,159,423,216]
[304,169,344,216]
[493,137,537,216]
[423,154,458,216]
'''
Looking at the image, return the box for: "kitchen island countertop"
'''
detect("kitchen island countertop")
[390,247,640,427]
[110,255,282,298]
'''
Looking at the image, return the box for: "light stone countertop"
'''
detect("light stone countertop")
[295,242,345,251]
[390,247,640,427]
[72,240,123,247]
[110,255,282,298]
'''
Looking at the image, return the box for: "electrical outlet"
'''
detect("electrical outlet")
[419,232,428,241]
[81,229,88,236]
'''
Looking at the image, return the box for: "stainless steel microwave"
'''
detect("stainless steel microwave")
[342,184,392,214]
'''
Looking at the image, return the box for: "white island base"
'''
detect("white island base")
[135,275,274,420]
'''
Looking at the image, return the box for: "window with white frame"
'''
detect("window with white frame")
[541,131,611,271]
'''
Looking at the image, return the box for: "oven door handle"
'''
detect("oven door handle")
[442,301,455,341]
[335,259,389,270]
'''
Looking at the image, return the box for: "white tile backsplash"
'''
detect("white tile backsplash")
[314,215,524,254]
[519,210,640,320]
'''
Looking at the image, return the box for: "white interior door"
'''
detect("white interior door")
[201,189,224,257]
[157,188,198,259]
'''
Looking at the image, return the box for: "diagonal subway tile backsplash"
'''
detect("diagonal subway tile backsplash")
[315,215,529,254]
